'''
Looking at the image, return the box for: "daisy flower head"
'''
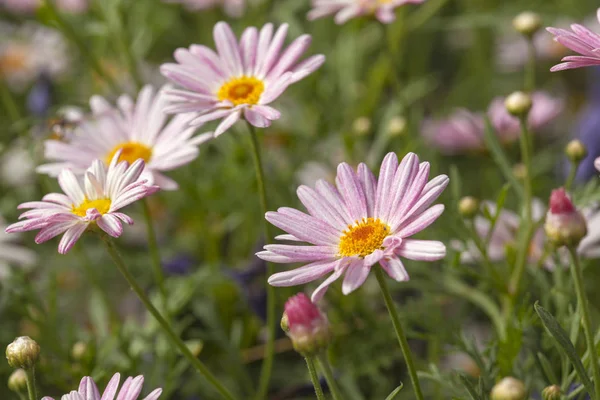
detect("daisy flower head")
[160,22,325,136]
[0,215,36,280]
[421,109,486,155]
[41,373,162,400]
[308,0,426,25]
[37,85,211,190]
[257,152,449,302]
[6,154,159,254]
[162,0,245,17]
[547,9,600,71]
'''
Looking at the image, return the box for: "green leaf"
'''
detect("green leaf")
[459,374,482,400]
[534,302,595,397]
[481,116,524,199]
[449,164,462,204]
[384,382,404,400]
[536,352,560,385]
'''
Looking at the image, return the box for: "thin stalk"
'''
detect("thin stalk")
[305,357,326,400]
[101,237,236,400]
[44,0,120,93]
[25,368,37,400]
[141,199,168,313]
[248,124,276,400]
[525,39,536,92]
[568,247,600,400]
[374,267,425,400]
[565,161,578,191]
[317,353,344,400]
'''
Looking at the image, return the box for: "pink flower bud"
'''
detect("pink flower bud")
[283,293,330,355]
[544,188,587,247]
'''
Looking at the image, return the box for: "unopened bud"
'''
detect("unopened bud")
[542,385,561,400]
[565,140,587,164]
[283,293,330,356]
[513,163,527,180]
[505,91,532,117]
[490,377,527,400]
[544,188,587,247]
[7,369,27,393]
[387,116,407,137]
[71,341,87,361]
[513,11,542,37]
[352,117,371,136]
[280,313,290,333]
[458,196,479,219]
[6,336,40,369]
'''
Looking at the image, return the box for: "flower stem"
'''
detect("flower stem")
[305,357,326,400]
[247,124,276,400]
[102,237,236,400]
[565,161,578,191]
[568,247,600,400]
[25,368,37,400]
[374,267,424,400]
[317,353,344,400]
[141,199,168,314]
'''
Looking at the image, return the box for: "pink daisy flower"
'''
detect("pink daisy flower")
[547,9,600,71]
[42,373,162,400]
[162,0,245,17]
[6,154,159,254]
[307,0,425,25]
[160,22,325,136]
[487,91,564,137]
[422,110,486,155]
[257,152,448,302]
[36,85,211,190]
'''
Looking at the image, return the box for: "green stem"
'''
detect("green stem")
[565,161,578,191]
[525,39,536,92]
[102,237,236,400]
[0,80,21,124]
[247,123,275,400]
[25,368,37,400]
[44,0,120,93]
[317,353,344,400]
[141,199,169,314]
[305,357,326,400]
[374,267,425,400]
[568,247,600,400]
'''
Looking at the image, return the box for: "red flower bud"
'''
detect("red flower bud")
[283,293,330,355]
[545,188,587,247]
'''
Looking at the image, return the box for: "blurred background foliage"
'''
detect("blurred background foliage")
[2,0,600,399]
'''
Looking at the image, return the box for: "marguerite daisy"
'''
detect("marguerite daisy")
[41,373,162,400]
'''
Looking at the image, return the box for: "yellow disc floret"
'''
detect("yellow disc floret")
[217,76,264,106]
[338,218,390,257]
[106,142,152,165]
[72,198,112,217]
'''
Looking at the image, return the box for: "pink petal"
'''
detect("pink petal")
[396,239,446,261]
[268,259,338,286]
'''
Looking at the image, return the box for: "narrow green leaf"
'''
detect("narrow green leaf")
[494,184,510,220]
[536,352,560,385]
[481,116,524,199]
[449,164,462,205]
[459,374,482,400]
[384,382,404,400]
[534,302,595,397]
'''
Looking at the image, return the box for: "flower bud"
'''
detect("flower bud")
[458,196,479,219]
[565,140,587,164]
[544,188,587,247]
[7,369,27,393]
[505,91,532,117]
[352,117,371,136]
[541,385,561,400]
[71,341,87,361]
[386,116,407,137]
[512,163,527,180]
[6,336,40,369]
[490,377,527,400]
[513,11,542,37]
[283,293,331,356]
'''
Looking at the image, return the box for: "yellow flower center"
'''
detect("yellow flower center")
[72,198,112,217]
[106,142,153,165]
[338,218,390,257]
[217,76,264,106]
[0,45,28,77]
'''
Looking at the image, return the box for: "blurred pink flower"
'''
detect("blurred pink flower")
[257,152,448,302]
[423,92,563,155]
[1,0,88,13]
[547,9,600,71]
[308,0,425,24]
[163,0,245,17]
[37,85,211,191]
[6,154,159,254]
[487,91,564,137]
[160,22,324,136]
[42,373,162,400]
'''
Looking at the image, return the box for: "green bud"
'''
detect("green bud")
[505,91,532,117]
[458,196,479,219]
[542,385,561,400]
[513,11,542,37]
[352,117,371,136]
[7,369,27,393]
[386,116,407,137]
[565,140,587,164]
[6,336,40,369]
[490,377,527,400]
